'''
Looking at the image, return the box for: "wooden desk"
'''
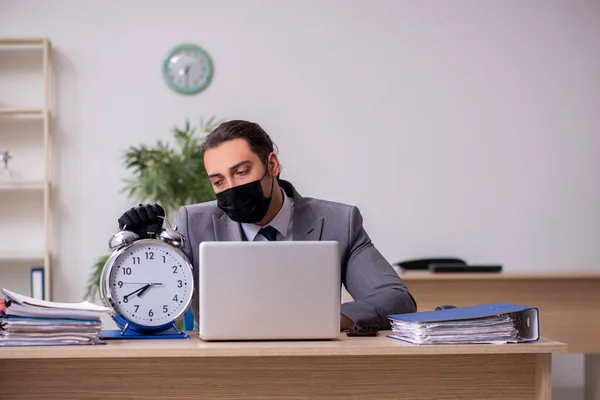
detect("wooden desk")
[0,333,564,399]
[397,272,600,399]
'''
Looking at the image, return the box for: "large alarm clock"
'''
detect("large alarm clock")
[99,222,195,336]
[162,43,213,95]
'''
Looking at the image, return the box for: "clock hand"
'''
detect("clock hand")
[123,284,150,301]
[122,282,164,285]
[137,282,164,298]
[137,285,151,298]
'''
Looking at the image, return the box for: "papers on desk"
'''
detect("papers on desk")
[0,288,110,347]
[388,303,540,345]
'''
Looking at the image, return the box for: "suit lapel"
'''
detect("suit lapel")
[212,214,244,241]
[214,208,323,242]
[292,215,324,241]
[280,179,324,241]
[291,203,324,241]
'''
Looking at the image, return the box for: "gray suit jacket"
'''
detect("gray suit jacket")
[174,180,417,330]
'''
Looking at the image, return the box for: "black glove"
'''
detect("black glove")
[118,203,165,238]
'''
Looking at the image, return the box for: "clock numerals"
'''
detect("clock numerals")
[163,44,212,94]
[109,241,193,327]
[169,63,206,89]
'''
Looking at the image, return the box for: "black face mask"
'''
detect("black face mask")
[216,173,275,224]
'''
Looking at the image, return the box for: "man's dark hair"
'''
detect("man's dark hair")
[201,120,279,173]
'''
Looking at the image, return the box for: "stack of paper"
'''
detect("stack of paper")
[389,315,518,344]
[0,288,110,347]
[388,303,539,345]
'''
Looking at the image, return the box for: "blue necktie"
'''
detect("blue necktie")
[258,226,278,241]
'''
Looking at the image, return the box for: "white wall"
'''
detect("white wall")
[1,1,599,397]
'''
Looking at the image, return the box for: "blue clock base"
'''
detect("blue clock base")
[100,314,190,340]
[100,326,189,340]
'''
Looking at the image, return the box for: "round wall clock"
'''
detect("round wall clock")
[162,43,213,95]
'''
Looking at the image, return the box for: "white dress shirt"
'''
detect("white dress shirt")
[241,189,294,241]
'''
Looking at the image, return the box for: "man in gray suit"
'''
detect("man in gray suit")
[118,120,416,332]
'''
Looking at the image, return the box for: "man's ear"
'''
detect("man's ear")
[267,152,280,177]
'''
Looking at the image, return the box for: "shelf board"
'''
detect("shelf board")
[0,108,45,116]
[0,180,47,191]
[0,252,46,263]
[0,38,48,46]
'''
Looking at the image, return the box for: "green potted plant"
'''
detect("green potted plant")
[85,117,222,302]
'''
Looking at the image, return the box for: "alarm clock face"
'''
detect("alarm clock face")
[163,43,213,95]
[106,239,194,328]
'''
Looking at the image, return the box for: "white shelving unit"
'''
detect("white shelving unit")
[0,180,47,190]
[0,252,47,263]
[0,38,53,300]
[0,108,45,116]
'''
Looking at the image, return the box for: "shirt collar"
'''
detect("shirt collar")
[241,189,294,241]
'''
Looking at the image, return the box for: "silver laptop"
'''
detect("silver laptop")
[198,241,341,341]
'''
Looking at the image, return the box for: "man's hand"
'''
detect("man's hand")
[118,203,165,238]
[340,313,354,331]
